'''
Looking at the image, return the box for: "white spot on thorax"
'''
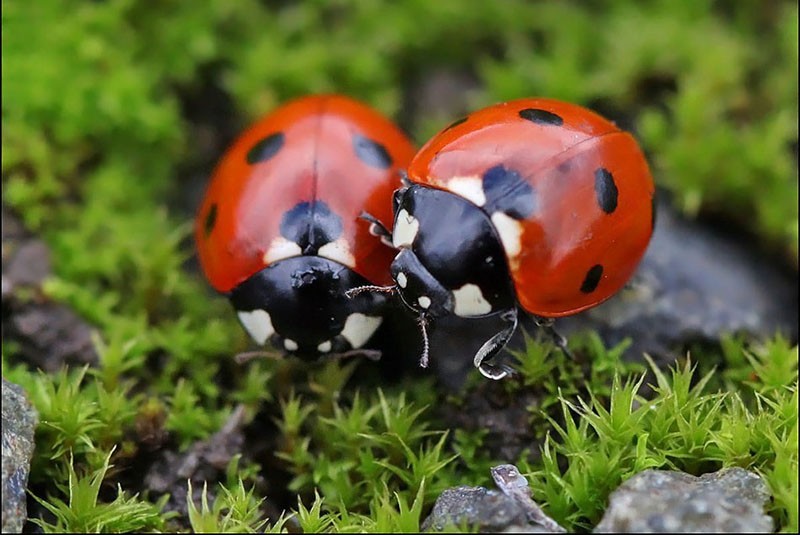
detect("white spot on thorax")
[264,237,302,264]
[392,209,419,248]
[237,309,275,346]
[340,313,382,349]
[284,338,299,351]
[491,211,523,259]
[318,238,355,267]
[396,272,408,288]
[452,283,492,317]
[317,340,332,353]
[417,296,431,309]
[446,175,486,206]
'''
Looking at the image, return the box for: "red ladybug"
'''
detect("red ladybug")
[195,94,415,359]
[379,98,655,379]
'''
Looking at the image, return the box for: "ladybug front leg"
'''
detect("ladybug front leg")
[359,211,394,248]
[233,349,284,365]
[473,308,518,380]
[328,348,383,362]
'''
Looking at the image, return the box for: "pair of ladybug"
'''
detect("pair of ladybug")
[195,94,655,379]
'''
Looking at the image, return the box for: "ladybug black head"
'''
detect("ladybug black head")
[230,256,387,361]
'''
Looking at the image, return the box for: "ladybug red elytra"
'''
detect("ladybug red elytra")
[195,94,415,359]
[374,98,655,379]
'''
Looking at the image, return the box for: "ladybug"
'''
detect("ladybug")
[372,98,655,379]
[195,94,415,359]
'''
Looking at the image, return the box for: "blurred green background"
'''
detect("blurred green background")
[3,0,798,261]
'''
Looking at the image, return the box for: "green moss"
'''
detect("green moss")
[2,0,797,532]
[518,345,798,532]
[29,449,171,533]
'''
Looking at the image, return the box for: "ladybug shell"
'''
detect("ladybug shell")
[196,94,415,294]
[407,98,655,317]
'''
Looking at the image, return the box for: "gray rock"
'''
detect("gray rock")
[594,467,773,533]
[2,378,39,533]
[421,486,531,532]
[422,464,565,533]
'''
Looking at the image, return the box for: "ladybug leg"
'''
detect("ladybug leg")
[359,211,394,248]
[399,169,412,187]
[234,349,283,365]
[532,316,575,360]
[329,348,383,362]
[473,308,518,380]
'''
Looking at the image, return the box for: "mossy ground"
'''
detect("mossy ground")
[2,1,797,532]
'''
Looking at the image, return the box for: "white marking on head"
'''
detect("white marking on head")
[392,209,419,249]
[284,339,299,351]
[318,238,356,268]
[491,212,523,260]
[452,283,492,317]
[237,309,275,346]
[446,175,486,206]
[264,237,302,264]
[417,296,432,309]
[396,272,408,288]
[340,313,382,349]
[317,340,332,353]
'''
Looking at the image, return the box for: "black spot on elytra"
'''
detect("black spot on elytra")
[280,201,343,255]
[557,160,573,174]
[203,203,217,237]
[594,168,618,214]
[519,108,564,126]
[580,264,603,293]
[443,116,468,131]
[246,132,285,164]
[482,165,536,219]
[353,134,392,169]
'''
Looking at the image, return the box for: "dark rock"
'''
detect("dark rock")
[2,205,98,371]
[559,195,798,367]
[422,464,564,533]
[5,240,51,290]
[2,378,39,533]
[142,405,276,528]
[593,467,773,533]
[2,205,51,296]
[8,304,98,372]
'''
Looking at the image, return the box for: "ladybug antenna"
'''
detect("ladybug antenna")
[345,284,397,299]
[417,313,430,368]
